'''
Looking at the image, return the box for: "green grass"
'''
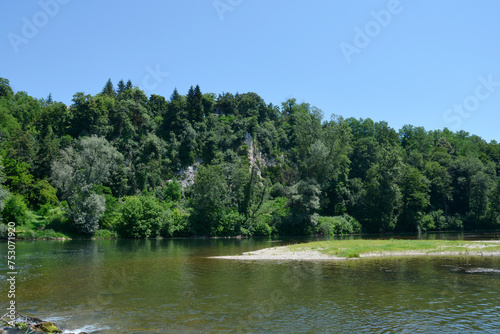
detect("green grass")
[288,239,500,258]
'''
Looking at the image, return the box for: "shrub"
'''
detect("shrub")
[2,194,29,225]
[118,196,166,238]
[93,229,118,239]
[254,221,274,237]
[216,210,245,236]
[155,181,182,202]
[16,228,69,239]
[317,214,361,235]
[420,210,447,231]
[161,208,188,237]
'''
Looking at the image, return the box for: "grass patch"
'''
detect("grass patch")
[16,228,70,240]
[288,239,500,258]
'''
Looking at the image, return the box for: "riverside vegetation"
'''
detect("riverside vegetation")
[1,77,500,239]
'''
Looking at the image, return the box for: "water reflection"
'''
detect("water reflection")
[0,234,499,333]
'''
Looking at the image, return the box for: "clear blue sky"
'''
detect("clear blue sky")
[1,0,499,141]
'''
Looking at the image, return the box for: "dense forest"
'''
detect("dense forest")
[1,77,500,239]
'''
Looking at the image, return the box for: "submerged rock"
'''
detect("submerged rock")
[33,321,62,333]
[1,313,65,334]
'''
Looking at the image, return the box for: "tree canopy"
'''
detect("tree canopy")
[1,76,500,238]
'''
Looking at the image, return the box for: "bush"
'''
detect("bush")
[446,215,464,230]
[93,229,117,239]
[254,221,274,237]
[45,206,72,233]
[99,194,122,230]
[16,228,69,239]
[118,196,166,238]
[155,181,182,202]
[2,194,29,225]
[216,210,245,236]
[317,214,361,235]
[420,210,446,231]
[161,208,188,237]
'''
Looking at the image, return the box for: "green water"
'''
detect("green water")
[1,236,500,333]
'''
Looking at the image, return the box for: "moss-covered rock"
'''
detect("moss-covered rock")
[33,321,62,333]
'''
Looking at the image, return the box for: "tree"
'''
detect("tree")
[0,77,14,100]
[1,194,28,225]
[117,80,126,95]
[51,136,123,234]
[191,164,229,235]
[10,91,42,130]
[125,80,133,90]
[398,166,430,232]
[286,178,321,234]
[100,78,116,98]
[118,195,165,238]
[69,92,112,137]
[359,146,403,232]
[186,85,203,123]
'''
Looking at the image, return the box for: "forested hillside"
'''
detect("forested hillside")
[1,77,500,238]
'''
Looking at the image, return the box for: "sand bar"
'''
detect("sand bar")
[210,241,500,261]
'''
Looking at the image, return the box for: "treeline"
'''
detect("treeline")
[1,77,500,238]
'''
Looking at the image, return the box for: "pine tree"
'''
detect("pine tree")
[101,78,116,97]
[125,80,133,90]
[186,85,203,123]
[117,80,125,95]
[194,85,203,122]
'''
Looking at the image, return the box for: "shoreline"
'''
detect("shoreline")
[210,243,500,261]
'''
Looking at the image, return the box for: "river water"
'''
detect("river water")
[1,233,500,333]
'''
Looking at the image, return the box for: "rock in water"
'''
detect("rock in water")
[33,322,62,333]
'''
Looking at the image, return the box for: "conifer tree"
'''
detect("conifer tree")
[101,78,116,97]
[117,79,125,95]
[125,80,133,90]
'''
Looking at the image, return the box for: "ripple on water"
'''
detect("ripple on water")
[62,324,110,334]
[464,267,500,274]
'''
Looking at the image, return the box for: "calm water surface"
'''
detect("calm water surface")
[1,233,500,333]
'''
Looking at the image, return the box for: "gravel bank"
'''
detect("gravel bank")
[210,246,343,261]
[210,244,500,261]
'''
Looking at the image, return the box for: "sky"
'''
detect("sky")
[1,0,499,141]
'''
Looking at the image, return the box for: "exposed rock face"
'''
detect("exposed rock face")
[175,158,202,188]
[246,132,262,179]
[174,133,281,188]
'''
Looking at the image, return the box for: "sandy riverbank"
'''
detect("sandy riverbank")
[211,246,341,260]
[210,242,500,261]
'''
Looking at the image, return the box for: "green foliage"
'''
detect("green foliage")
[93,229,118,239]
[155,181,182,202]
[217,210,245,236]
[0,159,10,221]
[162,207,188,237]
[317,214,362,235]
[2,194,29,224]
[118,195,166,238]
[2,76,500,238]
[190,164,229,235]
[51,135,123,234]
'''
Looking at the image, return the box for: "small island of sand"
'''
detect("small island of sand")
[210,239,500,260]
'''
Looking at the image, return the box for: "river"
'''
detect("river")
[1,233,500,333]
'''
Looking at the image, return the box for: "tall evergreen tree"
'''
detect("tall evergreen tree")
[117,80,125,95]
[125,80,133,90]
[101,79,116,97]
[186,85,203,123]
